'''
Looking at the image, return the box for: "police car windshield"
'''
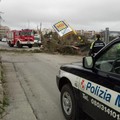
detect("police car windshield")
[95,43,120,74]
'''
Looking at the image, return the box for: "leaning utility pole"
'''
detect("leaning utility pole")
[39,22,42,40]
[40,22,42,32]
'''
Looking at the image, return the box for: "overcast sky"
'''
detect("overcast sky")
[0,0,120,31]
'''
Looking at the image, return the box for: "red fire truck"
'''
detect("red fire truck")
[7,29,34,48]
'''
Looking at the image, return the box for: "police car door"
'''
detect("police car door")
[80,42,120,120]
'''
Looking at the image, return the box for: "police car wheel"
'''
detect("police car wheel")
[61,84,76,120]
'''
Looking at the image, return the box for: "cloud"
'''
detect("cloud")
[1,0,120,31]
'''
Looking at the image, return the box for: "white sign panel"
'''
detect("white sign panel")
[53,21,73,37]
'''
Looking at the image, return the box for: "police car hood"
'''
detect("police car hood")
[60,61,83,71]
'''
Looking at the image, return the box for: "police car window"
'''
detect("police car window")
[95,43,120,74]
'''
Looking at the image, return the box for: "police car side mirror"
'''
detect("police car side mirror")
[83,56,94,69]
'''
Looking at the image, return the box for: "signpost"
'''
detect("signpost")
[53,20,82,41]
[53,20,73,37]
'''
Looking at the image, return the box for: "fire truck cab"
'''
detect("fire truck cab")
[7,29,34,48]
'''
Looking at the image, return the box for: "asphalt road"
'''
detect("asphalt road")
[0,42,83,120]
[0,41,40,51]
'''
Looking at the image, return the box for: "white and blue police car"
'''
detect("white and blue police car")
[56,37,120,120]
